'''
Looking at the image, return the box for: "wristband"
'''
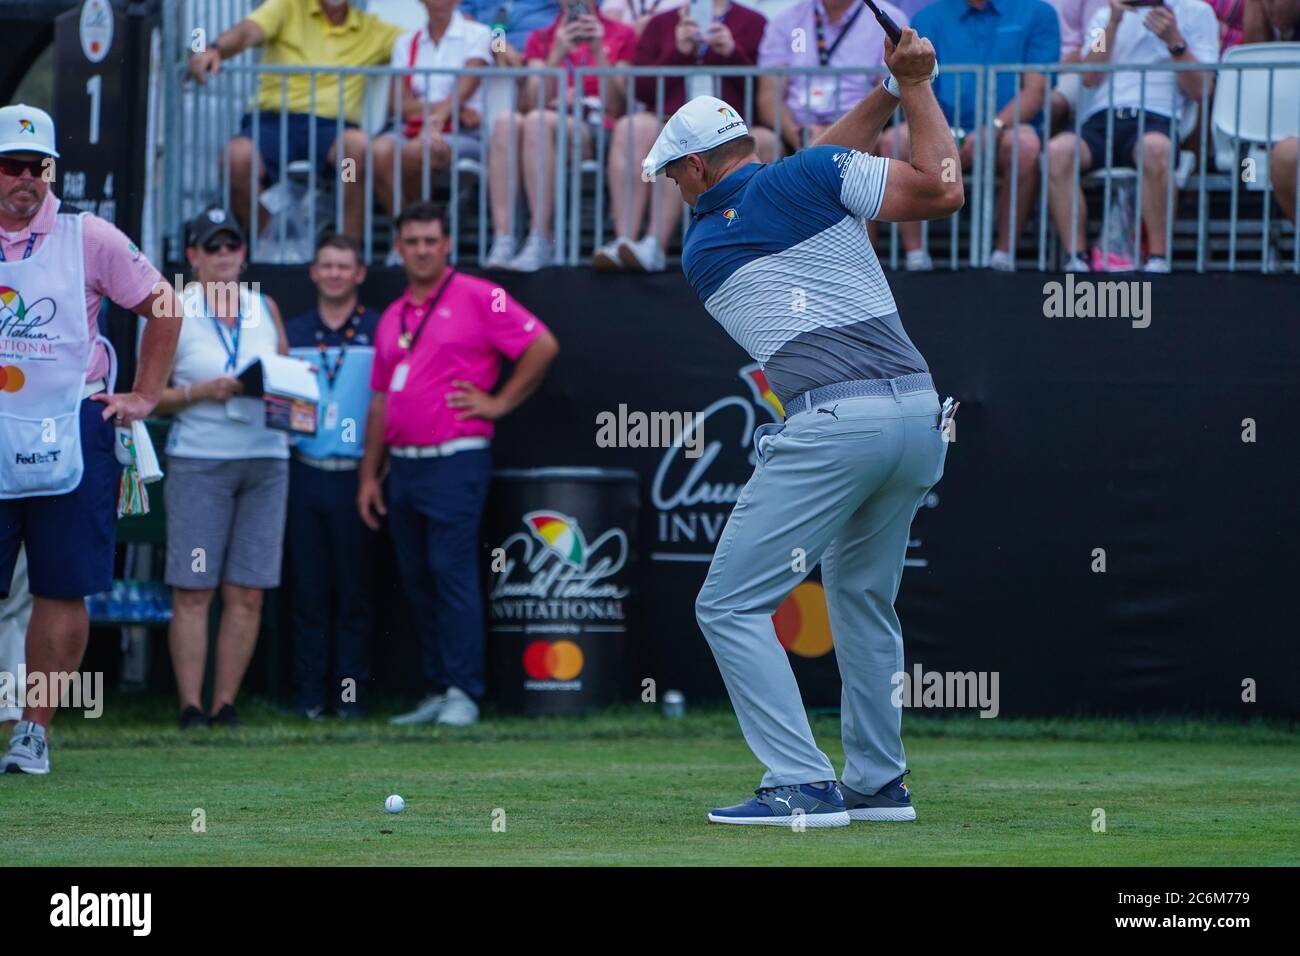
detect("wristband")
[884,61,940,98]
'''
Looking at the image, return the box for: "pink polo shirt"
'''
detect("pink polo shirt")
[0,191,162,383]
[370,270,548,447]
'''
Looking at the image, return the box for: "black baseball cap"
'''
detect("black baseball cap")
[187,208,245,249]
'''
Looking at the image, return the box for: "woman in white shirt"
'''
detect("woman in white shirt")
[154,208,290,730]
[372,0,494,223]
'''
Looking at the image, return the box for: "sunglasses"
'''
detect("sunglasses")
[0,156,48,178]
[202,237,244,253]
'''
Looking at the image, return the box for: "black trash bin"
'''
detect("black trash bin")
[483,468,639,715]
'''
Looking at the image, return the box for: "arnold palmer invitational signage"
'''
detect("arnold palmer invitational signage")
[484,468,639,716]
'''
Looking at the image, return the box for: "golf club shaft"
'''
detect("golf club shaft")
[861,0,903,44]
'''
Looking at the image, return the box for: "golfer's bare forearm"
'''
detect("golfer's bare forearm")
[813,84,899,152]
[897,80,959,180]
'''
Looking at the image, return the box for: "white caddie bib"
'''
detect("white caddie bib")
[0,212,92,498]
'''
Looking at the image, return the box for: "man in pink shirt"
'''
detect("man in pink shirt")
[1049,0,1110,129]
[358,202,558,727]
[0,105,182,775]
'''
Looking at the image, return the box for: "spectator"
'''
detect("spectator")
[1243,0,1299,39]
[594,0,770,272]
[1048,0,1109,132]
[1046,0,1217,272]
[1203,0,1247,50]
[157,209,291,729]
[188,0,404,243]
[358,203,558,727]
[485,0,638,271]
[1271,136,1297,226]
[284,236,382,721]
[373,0,494,232]
[758,0,907,157]
[461,0,562,54]
[600,0,687,35]
[910,0,1060,270]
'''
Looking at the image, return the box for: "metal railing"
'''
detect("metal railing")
[160,55,1300,272]
[983,60,1300,274]
[170,62,571,266]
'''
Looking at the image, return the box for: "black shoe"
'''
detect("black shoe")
[180,706,207,731]
[208,704,242,728]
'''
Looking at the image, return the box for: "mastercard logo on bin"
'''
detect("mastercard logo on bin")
[523,640,584,681]
[0,367,26,393]
[772,582,834,658]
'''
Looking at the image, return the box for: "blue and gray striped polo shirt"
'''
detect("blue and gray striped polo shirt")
[681,145,928,407]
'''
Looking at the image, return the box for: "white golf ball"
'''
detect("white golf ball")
[385,794,405,814]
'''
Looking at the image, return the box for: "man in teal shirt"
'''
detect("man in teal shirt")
[285,235,382,720]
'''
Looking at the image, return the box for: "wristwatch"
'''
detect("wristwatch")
[1167,41,1187,56]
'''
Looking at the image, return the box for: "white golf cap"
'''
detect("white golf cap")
[0,104,59,159]
[642,96,749,180]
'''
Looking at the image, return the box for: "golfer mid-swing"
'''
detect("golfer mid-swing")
[643,28,962,826]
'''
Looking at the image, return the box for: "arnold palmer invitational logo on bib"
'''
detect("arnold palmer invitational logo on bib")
[0,284,61,360]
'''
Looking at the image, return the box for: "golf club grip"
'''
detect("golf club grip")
[861,0,903,45]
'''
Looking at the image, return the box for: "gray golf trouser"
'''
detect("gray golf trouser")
[695,383,948,794]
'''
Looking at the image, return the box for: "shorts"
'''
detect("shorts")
[1078,110,1174,172]
[0,399,122,600]
[379,127,484,162]
[238,112,359,183]
[164,456,289,590]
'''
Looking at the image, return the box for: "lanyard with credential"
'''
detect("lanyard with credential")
[209,311,242,373]
[398,270,454,351]
[0,235,38,262]
[316,310,361,395]
[813,3,865,68]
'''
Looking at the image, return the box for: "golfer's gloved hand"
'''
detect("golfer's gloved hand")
[884,61,939,98]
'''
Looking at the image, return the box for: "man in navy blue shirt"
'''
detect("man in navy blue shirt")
[907,0,1060,269]
[284,235,382,720]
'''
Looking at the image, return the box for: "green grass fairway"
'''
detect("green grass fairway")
[3,703,1296,866]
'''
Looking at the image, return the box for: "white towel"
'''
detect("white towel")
[114,421,164,482]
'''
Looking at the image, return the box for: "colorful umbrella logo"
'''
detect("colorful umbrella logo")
[0,286,25,319]
[523,511,588,569]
